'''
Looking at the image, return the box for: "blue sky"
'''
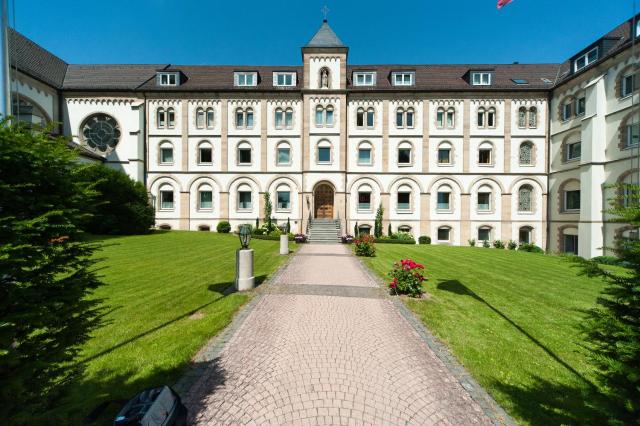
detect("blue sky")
[15,0,634,66]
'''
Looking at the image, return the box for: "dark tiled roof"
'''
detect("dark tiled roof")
[63,64,169,90]
[347,64,559,91]
[8,28,67,88]
[304,20,346,48]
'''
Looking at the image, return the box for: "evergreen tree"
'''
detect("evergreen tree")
[286,217,291,234]
[388,223,392,237]
[354,221,358,237]
[0,123,104,424]
[374,204,384,238]
[255,217,259,229]
[264,192,273,231]
[574,182,640,424]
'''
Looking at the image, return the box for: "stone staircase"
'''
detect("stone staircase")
[308,219,341,244]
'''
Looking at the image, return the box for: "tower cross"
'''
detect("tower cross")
[321,5,330,20]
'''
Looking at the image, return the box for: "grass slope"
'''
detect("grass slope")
[363,245,608,425]
[53,231,289,424]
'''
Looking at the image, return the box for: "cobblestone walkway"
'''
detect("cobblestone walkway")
[180,244,505,425]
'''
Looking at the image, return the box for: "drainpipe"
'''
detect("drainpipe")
[0,0,10,119]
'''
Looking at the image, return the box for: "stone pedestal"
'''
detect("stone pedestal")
[280,235,289,255]
[235,248,254,291]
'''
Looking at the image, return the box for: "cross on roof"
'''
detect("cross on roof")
[321,5,330,20]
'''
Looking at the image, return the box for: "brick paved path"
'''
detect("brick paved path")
[182,244,499,425]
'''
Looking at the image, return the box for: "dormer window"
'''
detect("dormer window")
[157,72,180,86]
[471,72,492,86]
[392,72,415,86]
[574,47,598,72]
[235,72,257,87]
[353,72,376,86]
[274,72,296,87]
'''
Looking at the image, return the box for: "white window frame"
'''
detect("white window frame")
[274,72,296,87]
[159,186,175,210]
[564,190,581,212]
[437,226,451,242]
[276,188,292,211]
[234,72,258,87]
[622,73,634,98]
[574,47,598,72]
[353,71,376,86]
[276,143,291,166]
[197,142,213,165]
[159,142,174,165]
[157,72,179,86]
[198,187,214,211]
[237,144,252,165]
[471,72,492,86]
[566,141,581,161]
[391,72,415,86]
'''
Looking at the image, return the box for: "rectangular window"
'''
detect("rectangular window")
[392,72,415,86]
[562,103,572,121]
[487,110,495,127]
[315,108,324,125]
[238,191,252,209]
[277,191,291,210]
[478,148,492,165]
[397,192,411,210]
[236,110,244,127]
[358,192,372,210]
[235,72,257,87]
[477,111,485,127]
[160,190,174,209]
[396,111,404,127]
[398,148,411,165]
[437,227,450,241]
[478,228,491,241]
[277,147,291,165]
[157,72,179,86]
[626,123,640,147]
[275,110,283,128]
[353,72,376,86]
[199,147,212,164]
[238,148,252,165]
[318,147,331,163]
[274,72,295,87]
[576,97,586,116]
[563,234,579,254]
[436,110,444,128]
[574,47,598,72]
[566,142,581,161]
[438,148,451,164]
[406,111,414,128]
[199,191,213,209]
[437,192,450,210]
[366,110,374,127]
[622,74,634,97]
[358,148,372,165]
[565,190,581,211]
[160,147,173,164]
[285,110,293,128]
[477,193,491,211]
[446,110,454,128]
[325,109,334,126]
[471,72,492,86]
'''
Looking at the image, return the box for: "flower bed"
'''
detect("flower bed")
[354,234,376,257]
[388,259,426,297]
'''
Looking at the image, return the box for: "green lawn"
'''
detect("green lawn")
[363,245,610,425]
[53,231,290,424]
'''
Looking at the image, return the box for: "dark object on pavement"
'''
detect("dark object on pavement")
[114,386,187,426]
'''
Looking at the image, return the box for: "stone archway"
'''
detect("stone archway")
[314,183,334,218]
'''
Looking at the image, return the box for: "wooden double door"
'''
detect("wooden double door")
[314,184,334,219]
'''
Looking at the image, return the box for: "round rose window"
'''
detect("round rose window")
[80,114,121,154]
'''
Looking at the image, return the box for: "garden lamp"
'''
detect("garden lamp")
[239,224,251,249]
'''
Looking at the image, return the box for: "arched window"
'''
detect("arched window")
[159,141,174,164]
[561,226,579,254]
[12,96,48,126]
[436,185,452,211]
[560,179,581,212]
[198,141,213,165]
[396,107,415,128]
[237,184,252,210]
[198,184,213,210]
[159,184,174,210]
[406,108,415,128]
[275,107,284,129]
[276,141,291,165]
[519,141,534,165]
[446,107,455,128]
[563,133,582,162]
[357,141,373,165]
[397,142,412,165]
[528,107,537,128]
[477,107,485,128]
[276,184,291,211]
[478,142,493,165]
[437,226,451,242]
[519,226,533,244]
[518,107,527,128]
[325,105,334,126]
[357,184,373,211]
[317,140,332,164]
[438,142,452,165]
[487,107,496,128]
[235,108,244,128]
[397,184,412,211]
[396,107,405,127]
[195,107,205,129]
[315,105,324,126]
[478,226,492,242]
[285,108,293,129]
[235,107,253,129]
[398,225,412,233]
[518,184,533,212]
[436,107,445,128]
[167,107,176,129]
[477,185,492,211]
[198,225,210,232]
[206,107,215,128]
[366,107,375,127]
[237,142,252,165]
[358,224,372,236]
[356,107,365,127]
[246,108,254,128]
[620,111,640,149]
[157,107,166,129]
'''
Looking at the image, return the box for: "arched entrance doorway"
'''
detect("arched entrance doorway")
[314,183,334,218]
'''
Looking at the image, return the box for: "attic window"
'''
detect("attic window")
[157,72,179,86]
[274,72,296,87]
[353,71,376,86]
[574,47,598,72]
[471,72,492,86]
[391,71,415,86]
[511,78,528,85]
[235,72,258,87]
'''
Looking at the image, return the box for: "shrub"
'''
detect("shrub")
[354,234,376,257]
[341,234,354,244]
[493,239,505,249]
[252,227,266,235]
[591,255,622,266]
[468,238,476,247]
[419,235,431,245]
[388,259,426,297]
[0,123,104,423]
[294,233,307,243]
[396,231,414,241]
[519,242,544,253]
[374,238,416,244]
[482,239,491,248]
[508,240,518,250]
[216,221,231,233]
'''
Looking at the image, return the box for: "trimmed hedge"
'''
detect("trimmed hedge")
[251,234,294,241]
[374,238,416,244]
